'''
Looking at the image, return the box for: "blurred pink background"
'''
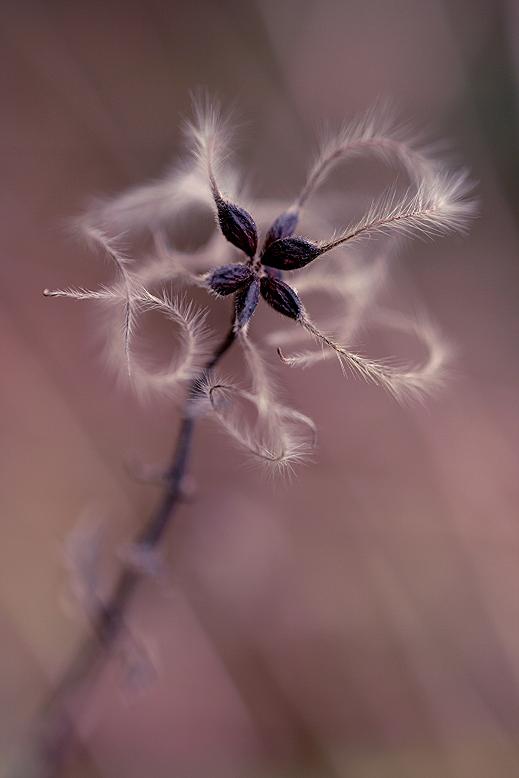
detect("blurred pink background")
[2,1,519,776]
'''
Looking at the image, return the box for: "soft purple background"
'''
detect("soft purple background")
[2,1,519,776]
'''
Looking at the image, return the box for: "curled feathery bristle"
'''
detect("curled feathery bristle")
[238,332,317,474]
[142,230,212,289]
[115,288,211,395]
[276,312,450,403]
[47,224,138,377]
[45,231,213,397]
[194,371,315,478]
[319,169,476,253]
[77,224,131,265]
[87,227,136,377]
[296,103,440,208]
[292,247,388,297]
[237,331,277,418]
[266,249,388,368]
[190,333,317,476]
[43,285,118,302]
[104,289,212,401]
[237,332,317,448]
[44,98,476,476]
[184,95,232,200]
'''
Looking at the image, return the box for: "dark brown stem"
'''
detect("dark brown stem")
[19,322,237,778]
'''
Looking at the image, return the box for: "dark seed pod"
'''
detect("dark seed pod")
[261,236,320,270]
[235,277,260,329]
[215,197,258,257]
[208,263,254,296]
[263,209,299,251]
[260,276,303,320]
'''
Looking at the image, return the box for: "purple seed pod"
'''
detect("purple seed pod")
[234,277,260,329]
[263,209,299,251]
[208,263,255,296]
[261,236,320,270]
[260,276,303,320]
[215,197,258,257]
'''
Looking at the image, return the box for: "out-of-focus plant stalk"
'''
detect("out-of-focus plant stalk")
[16,323,237,778]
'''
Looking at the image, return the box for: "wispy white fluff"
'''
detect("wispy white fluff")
[87,165,214,236]
[238,331,276,418]
[197,371,315,478]
[83,99,241,242]
[44,99,476,474]
[86,226,136,376]
[142,230,212,289]
[105,288,212,400]
[238,332,317,447]
[266,250,388,369]
[319,169,476,253]
[277,311,450,403]
[46,236,212,399]
[191,333,316,476]
[184,95,232,202]
[43,285,117,302]
[293,248,388,297]
[46,226,137,377]
[296,104,440,208]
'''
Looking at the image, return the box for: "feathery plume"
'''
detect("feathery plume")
[318,169,476,251]
[35,100,477,778]
[45,100,476,463]
[296,104,440,209]
[84,166,213,237]
[197,371,315,477]
[106,289,212,400]
[276,312,450,403]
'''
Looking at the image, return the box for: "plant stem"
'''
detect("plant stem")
[19,322,237,778]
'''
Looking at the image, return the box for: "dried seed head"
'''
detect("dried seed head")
[215,197,258,257]
[260,276,303,320]
[208,263,255,295]
[235,277,260,330]
[261,236,321,270]
[44,98,476,469]
[263,209,299,251]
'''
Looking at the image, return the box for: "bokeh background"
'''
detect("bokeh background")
[2,0,519,776]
